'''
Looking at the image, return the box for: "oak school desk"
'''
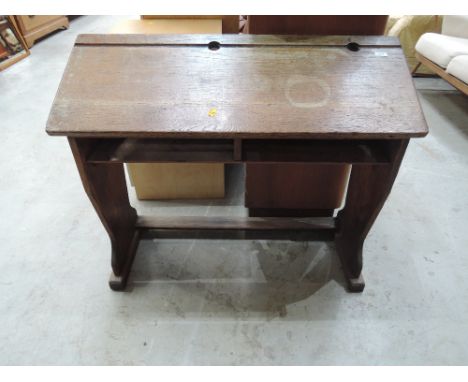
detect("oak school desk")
[46,34,428,292]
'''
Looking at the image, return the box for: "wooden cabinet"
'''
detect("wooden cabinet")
[245,15,388,35]
[14,16,69,48]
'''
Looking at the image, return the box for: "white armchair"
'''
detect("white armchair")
[415,15,468,94]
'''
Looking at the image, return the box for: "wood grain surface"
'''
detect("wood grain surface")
[46,34,428,139]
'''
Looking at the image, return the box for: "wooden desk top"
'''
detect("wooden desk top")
[46,34,428,139]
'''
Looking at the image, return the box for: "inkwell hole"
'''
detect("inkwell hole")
[208,41,221,51]
[346,42,360,52]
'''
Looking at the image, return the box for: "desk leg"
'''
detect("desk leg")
[68,138,138,291]
[335,139,409,292]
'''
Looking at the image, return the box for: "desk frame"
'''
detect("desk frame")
[68,136,409,292]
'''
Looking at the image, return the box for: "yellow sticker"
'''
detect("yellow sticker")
[208,108,217,117]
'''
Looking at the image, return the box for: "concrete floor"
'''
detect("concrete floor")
[1,16,468,365]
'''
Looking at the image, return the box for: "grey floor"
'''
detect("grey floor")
[1,16,468,365]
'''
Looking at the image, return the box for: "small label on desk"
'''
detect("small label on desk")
[374,52,388,57]
[208,108,217,117]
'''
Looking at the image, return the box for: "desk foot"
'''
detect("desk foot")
[334,140,409,293]
[108,230,140,291]
[109,273,126,291]
[335,234,365,292]
[345,272,365,293]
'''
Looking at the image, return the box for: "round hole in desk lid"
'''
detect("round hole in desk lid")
[208,41,221,51]
[346,42,360,52]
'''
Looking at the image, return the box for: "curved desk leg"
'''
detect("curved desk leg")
[68,138,138,291]
[335,139,409,292]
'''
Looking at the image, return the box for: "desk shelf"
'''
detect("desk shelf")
[86,138,393,165]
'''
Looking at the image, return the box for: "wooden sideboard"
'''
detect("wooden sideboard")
[14,15,69,48]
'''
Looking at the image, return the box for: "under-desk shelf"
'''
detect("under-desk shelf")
[86,138,393,164]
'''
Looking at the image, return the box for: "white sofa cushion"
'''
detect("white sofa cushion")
[415,32,468,68]
[442,16,468,39]
[446,55,468,84]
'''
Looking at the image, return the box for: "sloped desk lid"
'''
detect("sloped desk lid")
[46,34,428,139]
